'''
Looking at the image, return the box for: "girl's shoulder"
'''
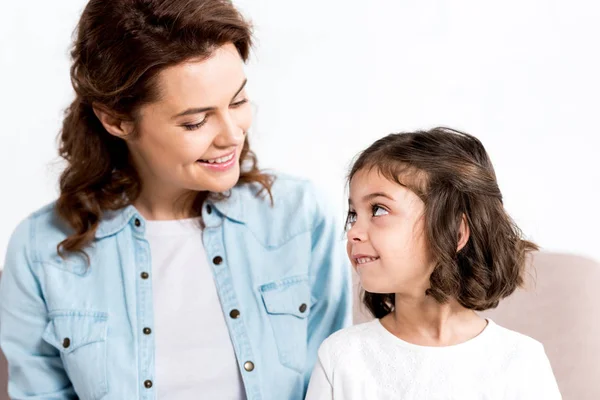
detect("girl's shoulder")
[317,319,381,363]
[486,320,548,359]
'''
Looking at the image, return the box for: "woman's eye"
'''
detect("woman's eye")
[230,98,248,108]
[182,116,208,131]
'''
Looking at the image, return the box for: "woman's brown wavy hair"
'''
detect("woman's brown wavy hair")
[349,127,538,318]
[56,0,272,258]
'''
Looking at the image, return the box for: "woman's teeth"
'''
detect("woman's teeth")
[199,153,234,164]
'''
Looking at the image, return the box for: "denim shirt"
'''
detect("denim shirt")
[0,175,353,400]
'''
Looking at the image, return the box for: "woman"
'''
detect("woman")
[0,1,352,399]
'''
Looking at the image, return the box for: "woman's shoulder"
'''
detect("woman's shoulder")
[9,201,63,241]
[233,172,341,244]
[3,201,69,270]
[236,172,324,212]
[7,202,82,262]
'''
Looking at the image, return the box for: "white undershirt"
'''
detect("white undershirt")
[146,218,246,400]
[306,319,562,400]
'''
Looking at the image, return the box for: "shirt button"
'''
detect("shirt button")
[206,205,212,214]
[134,218,141,227]
[244,361,255,372]
[62,338,71,348]
[229,309,240,319]
[143,327,152,335]
[213,256,223,265]
[144,380,153,388]
[299,303,307,313]
[141,272,149,279]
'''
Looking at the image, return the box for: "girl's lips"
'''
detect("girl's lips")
[353,254,380,265]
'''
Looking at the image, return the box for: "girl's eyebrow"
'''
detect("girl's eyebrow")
[348,192,394,206]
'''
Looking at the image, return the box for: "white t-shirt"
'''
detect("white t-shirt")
[306,319,561,400]
[146,218,246,399]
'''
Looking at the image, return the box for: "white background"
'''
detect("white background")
[1,0,599,266]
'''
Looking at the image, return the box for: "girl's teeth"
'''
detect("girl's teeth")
[357,257,378,264]
[204,153,234,164]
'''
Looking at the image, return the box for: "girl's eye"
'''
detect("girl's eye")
[372,205,389,217]
[345,211,357,229]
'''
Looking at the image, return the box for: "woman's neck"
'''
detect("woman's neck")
[381,294,486,347]
[133,187,199,221]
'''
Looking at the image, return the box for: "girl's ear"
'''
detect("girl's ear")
[457,214,470,252]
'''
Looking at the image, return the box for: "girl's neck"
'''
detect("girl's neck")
[381,294,487,347]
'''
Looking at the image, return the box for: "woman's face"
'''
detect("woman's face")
[124,43,252,197]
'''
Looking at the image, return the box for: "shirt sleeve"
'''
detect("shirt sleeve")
[0,218,76,399]
[514,341,562,399]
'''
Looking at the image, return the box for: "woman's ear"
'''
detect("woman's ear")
[93,103,134,139]
[457,214,470,252]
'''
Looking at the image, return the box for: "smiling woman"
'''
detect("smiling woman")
[0,1,352,399]
[92,45,255,220]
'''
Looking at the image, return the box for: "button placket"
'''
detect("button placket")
[204,225,259,389]
[133,225,155,396]
[133,216,145,233]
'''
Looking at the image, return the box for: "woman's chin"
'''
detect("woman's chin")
[190,164,241,193]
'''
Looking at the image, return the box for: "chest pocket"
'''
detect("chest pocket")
[260,275,312,373]
[42,311,109,400]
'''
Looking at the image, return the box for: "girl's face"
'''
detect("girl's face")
[111,43,252,198]
[347,168,435,297]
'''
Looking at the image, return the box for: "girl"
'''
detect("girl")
[306,127,561,399]
[0,1,351,399]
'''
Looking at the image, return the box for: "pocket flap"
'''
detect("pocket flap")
[260,275,311,319]
[42,311,108,354]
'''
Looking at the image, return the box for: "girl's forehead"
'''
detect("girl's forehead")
[349,171,418,205]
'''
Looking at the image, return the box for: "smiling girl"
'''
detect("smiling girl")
[306,127,561,399]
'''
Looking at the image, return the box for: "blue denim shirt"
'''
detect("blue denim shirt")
[0,175,352,400]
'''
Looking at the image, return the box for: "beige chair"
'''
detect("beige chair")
[353,252,600,400]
